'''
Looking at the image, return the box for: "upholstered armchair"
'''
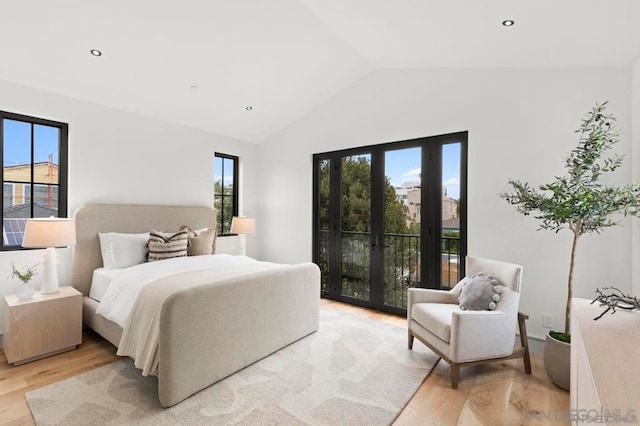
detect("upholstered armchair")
[407,256,530,388]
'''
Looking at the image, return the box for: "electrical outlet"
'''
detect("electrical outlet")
[542,314,553,328]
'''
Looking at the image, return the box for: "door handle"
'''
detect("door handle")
[373,235,389,250]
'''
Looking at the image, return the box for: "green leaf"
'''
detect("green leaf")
[501,102,640,333]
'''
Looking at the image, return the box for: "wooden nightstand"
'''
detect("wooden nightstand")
[3,286,82,365]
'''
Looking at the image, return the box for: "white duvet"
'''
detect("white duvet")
[96,254,271,329]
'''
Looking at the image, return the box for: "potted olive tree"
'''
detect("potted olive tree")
[501,102,640,390]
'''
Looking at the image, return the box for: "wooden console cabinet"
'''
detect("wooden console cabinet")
[3,286,82,365]
[571,298,640,425]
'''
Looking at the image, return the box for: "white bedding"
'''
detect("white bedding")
[89,268,126,302]
[96,254,273,329]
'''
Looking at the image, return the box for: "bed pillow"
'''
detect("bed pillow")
[180,225,217,255]
[147,229,189,262]
[98,232,149,269]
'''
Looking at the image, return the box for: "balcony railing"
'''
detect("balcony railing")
[317,230,461,309]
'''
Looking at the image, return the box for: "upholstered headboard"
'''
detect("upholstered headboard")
[72,203,216,296]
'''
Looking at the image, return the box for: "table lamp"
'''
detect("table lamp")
[22,217,76,294]
[230,217,255,256]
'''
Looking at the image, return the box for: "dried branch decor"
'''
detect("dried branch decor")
[592,287,640,320]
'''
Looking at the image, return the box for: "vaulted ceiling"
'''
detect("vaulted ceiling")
[1,1,640,143]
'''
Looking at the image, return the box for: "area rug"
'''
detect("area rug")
[26,308,438,425]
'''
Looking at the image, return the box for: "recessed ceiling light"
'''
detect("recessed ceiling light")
[502,20,515,27]
[245,106,253,111]
[90,49,102,57]
[190,85,198,90]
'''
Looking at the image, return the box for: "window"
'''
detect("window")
[214,153,238,234]
[313,132,467,315]
[0,111,68,249]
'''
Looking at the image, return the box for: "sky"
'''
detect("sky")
[214,143,462,199]
[3,119,60,166]
[385,143,461,199]
[214,156,235,185]
[5,116,460,200]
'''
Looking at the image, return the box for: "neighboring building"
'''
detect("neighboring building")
[3,161,59,209]
[441,185,458,224]
[401,183,459,228]
[394,181,420,206]
[407,187,421,225]
[2,160,59,245]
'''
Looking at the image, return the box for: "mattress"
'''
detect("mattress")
[89,267,126,302]
[96,254,272,329]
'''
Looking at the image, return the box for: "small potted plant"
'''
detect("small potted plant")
[9,261,39,301]
[501,102,640,390]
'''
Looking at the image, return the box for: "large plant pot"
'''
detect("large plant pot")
[543,333,570,390]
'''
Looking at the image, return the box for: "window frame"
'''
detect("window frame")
[312,131,468,316]
[214,152,239,236]
[0,110,69,251]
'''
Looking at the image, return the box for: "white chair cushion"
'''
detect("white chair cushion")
[412,303,461,343]
[466,256,522,292]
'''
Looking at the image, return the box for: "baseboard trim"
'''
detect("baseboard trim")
[519,332,545,354]
[0,331,546,354]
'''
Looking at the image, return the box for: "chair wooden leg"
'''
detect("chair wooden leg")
[451,363,460,389]
[518,312,532,375]
[408,331,414,350]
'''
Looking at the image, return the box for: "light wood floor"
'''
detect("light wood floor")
[0,299,569,426]
[323,299,570,425]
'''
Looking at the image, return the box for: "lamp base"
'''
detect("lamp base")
[40,247,60,294]
[238,234,247,256]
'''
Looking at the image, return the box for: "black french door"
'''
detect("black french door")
[313,132,467,315]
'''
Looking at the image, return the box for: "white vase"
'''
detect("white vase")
[16,282,35,301]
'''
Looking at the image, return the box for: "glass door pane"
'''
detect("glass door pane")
[383,147,422,309]
[341,154,371,301]
[313,131,466,314]
[441,143,461,289]
[318,159,330,292]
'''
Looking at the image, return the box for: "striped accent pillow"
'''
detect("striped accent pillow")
[147,229,189,262]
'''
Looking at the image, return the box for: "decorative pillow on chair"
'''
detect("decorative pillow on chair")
[458,273,503,311]
[147,229,189,262]
[179,225,217,256]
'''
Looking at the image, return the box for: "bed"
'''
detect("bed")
[72,203,320,407]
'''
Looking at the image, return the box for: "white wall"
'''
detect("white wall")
[0,80,259,342]
[259,67,633,342]
[632,57,640,298]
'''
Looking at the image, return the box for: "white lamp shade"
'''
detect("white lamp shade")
[230,217,255,235]
[22,218,76,248]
